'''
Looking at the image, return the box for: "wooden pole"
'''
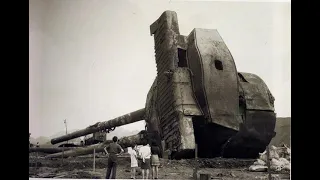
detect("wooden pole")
[93,148,96,172]
[35,152,38,169]
[64,119,68,144]
[199,174,210,180]
[266,145,272,180]
[161,140,165,158]
[62,144,64,164]
[193,144,198,180]
[195,144,198,159]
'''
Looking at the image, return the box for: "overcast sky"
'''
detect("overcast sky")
[29,0,291,138]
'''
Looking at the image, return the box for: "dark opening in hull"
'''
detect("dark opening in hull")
[222,110,277,158]
[172,111,276,159]
[192,116,237,158]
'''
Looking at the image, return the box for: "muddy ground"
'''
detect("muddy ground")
[29,153,290,179]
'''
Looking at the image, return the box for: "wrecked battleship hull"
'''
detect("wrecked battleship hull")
[50,11,276,160]
[147,11,276,159]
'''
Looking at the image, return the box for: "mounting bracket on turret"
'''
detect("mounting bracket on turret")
[102,127,116,133]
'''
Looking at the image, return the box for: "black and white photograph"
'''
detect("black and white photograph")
[29,0,291,179]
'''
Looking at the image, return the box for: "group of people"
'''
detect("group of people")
[104,136,161,179]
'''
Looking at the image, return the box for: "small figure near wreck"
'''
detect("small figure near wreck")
[151,140,161,179]
[104,136,124,179]
[139,141,151,179]
[128,145,139,179]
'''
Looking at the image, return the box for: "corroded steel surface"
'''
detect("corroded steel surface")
[187,29,241,131]
[171,68,202,116]
[238,72,275,111]
[149,11,276,158]
[150,11,183,151]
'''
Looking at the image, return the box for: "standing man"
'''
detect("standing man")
[104,136,124,179]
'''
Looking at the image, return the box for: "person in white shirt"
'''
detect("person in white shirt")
[138,142,151,179]
[128,145,138,179]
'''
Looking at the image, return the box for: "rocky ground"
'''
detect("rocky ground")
[29,153,290,179]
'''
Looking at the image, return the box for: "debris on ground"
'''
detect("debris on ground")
[255,174,281,180]
[253,159,266,166]
[249,165,268,172]
[249,144,291,172]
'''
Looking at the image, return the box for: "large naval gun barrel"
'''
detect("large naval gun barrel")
[47,131,147,158]
[51,108,145,145]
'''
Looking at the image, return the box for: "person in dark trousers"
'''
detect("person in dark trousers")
[104,136,124,179]
[151,141,161,179]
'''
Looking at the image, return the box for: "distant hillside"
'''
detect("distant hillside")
[270,117,291,147]
[30,129,82,147]
[29,137,37,144]
[30,136,50,145]
[106,126,141,140]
